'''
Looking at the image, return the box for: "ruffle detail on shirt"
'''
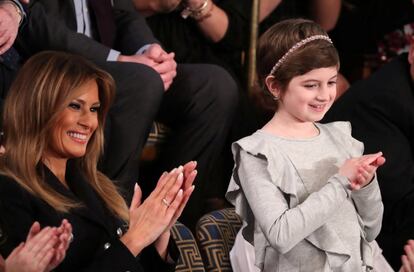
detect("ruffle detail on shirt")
[226,130,355,270]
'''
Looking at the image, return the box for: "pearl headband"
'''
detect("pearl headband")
[269,35,333,75]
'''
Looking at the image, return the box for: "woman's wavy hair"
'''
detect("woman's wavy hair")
[257,18,340,110]
[0,51,128,221]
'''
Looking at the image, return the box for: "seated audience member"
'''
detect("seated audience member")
[135,0,251,81]
[0,0,26,110]
[323,35,414,270]
[0,221,71,272]
[0,51,196,271]
[16,0,237,228]
[134,0,260,210]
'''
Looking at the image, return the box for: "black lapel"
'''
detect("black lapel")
[43,161,115,235]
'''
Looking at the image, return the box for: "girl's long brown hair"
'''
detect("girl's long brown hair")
[0,51,128,221]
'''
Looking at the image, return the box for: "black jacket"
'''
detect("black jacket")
[0,160,176,271]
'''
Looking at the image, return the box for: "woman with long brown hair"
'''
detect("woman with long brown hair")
[0,51,196,271]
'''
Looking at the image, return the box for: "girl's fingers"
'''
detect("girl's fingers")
[371,156,386,167]
[360,152,383,165]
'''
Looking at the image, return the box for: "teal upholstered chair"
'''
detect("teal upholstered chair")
[172,221,205,272]
[195,208,243,272]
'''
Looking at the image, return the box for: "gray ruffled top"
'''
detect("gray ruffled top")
[226,122,383,271]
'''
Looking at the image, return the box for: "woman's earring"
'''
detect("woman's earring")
[273,95,279,101]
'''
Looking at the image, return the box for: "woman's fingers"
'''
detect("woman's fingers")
[183,161,197,177]
[161,172,184,208]
[26,221,41,241]
[151,167,182,198]
[405,241,414,270]
[165,189,183,219]
[29,229,58,259]
[37,249,55,270]
[171,185,195,223]
[130,183,143,212]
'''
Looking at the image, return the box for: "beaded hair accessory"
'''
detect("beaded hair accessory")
[269,35,333,75]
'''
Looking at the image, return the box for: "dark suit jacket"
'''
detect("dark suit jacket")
[323,54,414,269]
[0,160,176,271]
[16,0,158,61]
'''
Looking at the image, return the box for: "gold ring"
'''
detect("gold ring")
[162,198,170,207]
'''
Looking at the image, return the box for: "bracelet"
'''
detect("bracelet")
[193,1,213,22]
[1,0,23,26]
[181,0,210,20]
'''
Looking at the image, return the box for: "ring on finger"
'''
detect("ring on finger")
[162,198,170,207]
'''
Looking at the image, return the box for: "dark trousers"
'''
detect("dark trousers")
[97,61,238,227]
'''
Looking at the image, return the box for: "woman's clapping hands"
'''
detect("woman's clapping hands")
[4,220,72,272]
[120,162,196,257]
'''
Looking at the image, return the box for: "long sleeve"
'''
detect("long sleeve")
[0,175,176,272]
[112,0,158,54]
[237,150,352,254]
[351,177,383,241]
[16,0,112,61]
[16,0,159,62]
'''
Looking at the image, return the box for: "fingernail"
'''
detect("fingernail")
[178,189,183,196]
[134,183,139,191]
[191,185,195,191]
[177,173,183,181]
[171,167,177,173]
[178,165,183,172]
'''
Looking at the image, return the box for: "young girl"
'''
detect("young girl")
[226,18,386,271]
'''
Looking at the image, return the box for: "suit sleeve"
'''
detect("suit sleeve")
[16,0,112,62]
[112,0,158,54]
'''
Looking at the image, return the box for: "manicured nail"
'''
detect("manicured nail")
[134,183,139,191]
[177,173,183,181]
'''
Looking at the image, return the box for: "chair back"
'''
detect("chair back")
[172,221,206,272]
[195,208,243,272]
